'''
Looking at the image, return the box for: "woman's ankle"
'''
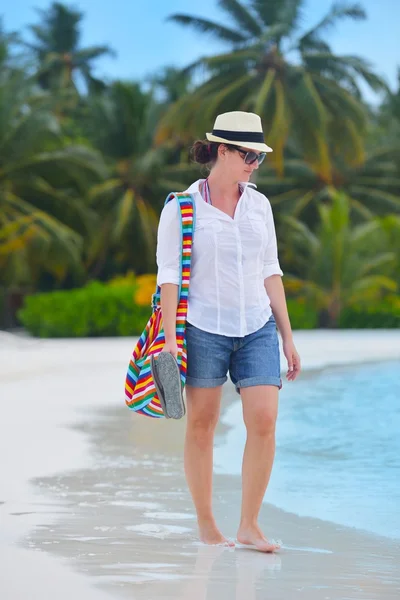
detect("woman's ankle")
[197,514,218,528]
[238,517,259,530]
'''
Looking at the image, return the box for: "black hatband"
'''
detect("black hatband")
[212,129,265,143]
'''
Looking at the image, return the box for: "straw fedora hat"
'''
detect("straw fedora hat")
[206,111,273,153]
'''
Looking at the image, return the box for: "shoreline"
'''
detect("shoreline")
[3,327,400,376]
[20,400,400,599]
[1,329,400,598]
[19,398,400,600]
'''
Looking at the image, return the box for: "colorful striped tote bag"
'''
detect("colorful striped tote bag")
[124,192,195,417]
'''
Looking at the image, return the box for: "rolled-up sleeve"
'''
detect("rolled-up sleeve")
[263,199,283,279]
[156,199,181,286]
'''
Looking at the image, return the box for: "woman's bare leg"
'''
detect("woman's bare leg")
[184,385,234,546]
[237,385,280,552]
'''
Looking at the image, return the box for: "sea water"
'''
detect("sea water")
[214,361,400,540]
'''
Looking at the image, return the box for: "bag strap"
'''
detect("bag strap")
[151,193,195,315]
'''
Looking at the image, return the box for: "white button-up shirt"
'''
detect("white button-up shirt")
[156,179,283,337]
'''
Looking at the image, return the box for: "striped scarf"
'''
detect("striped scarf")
[124,193,195,418]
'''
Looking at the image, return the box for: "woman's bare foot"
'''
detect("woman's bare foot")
[237,523,280,553]
[198,519,235,547]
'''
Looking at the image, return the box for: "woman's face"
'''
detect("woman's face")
[218,144,262,181]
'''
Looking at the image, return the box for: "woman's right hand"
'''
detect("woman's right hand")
[162,339,178,360]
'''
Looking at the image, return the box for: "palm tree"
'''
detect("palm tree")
[0,70,106,291]
[150,66,193,105]
[160,0,387,179]
[371,69,400,149]
[381,68,400,123]
[26,2,114,94]
[282,190,397,327]
[379,214,400,287]
[0,18,20,70]
[257,146,400,225]
[83,81,193,277]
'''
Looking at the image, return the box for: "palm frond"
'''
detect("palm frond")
[348,197,375,220]
[299,2,366,48]
[204,73,253,120]
[283,215,320,251]
[354,176,400,188]
[312,74,367,129]
[218,0,263,37]
[282,275,328,305]
[335,55,388,92]
[330,118,365,165]
[254,68,276,115]
[297,36,331,55]
[167,14,247,43]
[89,178,121,202]
[292,71,328,129]
[350,220,382,243]
[204,46,260,68]
[268,188,306,206]
[113,188,134,238]
[134,195,158,251]
[75,45,115,63]
[357,253,396,277]
[349,186,400,212]
[80,68,108,94]
[156,70,244,142]
[305,52,387,94]
[251,0,302,31]
[0,216,36,255]
[267,79,289,175]
[21,175,96,234]
[292,191,317,216]
[348,275,397,299]
[278,0,305,34]
[258,24,293,45]
[2,190,83,264]
[286,72,332,178]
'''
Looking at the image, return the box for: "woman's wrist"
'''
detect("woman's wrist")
[276,322,293,343]
[282,333,293,344]
[164,324,177,343]
[164,332,177,343]
[160,283,179,344]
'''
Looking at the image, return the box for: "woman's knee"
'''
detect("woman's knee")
[185,386,221,441]
[241,387,278,437]
[186,415,218,450]
[246,410,277,437]
[187,405,220,434]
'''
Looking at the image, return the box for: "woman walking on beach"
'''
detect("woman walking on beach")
[156,111,301,552]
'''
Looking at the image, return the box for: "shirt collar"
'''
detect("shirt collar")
[184,179,257,195]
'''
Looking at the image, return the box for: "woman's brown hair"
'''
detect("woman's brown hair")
[190,140,236,166]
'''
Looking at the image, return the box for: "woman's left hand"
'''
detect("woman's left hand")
[283,339,301,381]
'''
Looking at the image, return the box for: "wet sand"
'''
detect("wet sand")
[1,330,400,599]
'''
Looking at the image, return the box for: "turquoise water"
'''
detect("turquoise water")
[215,361,400,540]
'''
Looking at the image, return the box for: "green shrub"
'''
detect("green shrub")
[339,299,400,328]
[21,284,399,337]
[286,298,318,329]
[18,281,151,338]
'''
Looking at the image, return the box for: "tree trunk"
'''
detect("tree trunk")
[327,297,341,328]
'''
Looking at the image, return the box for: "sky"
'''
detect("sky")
[2,0,399,102]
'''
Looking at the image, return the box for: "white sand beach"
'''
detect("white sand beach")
[1,329,400,599]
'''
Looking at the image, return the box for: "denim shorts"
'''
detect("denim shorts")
[185,314,282,393]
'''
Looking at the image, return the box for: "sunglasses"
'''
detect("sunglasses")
[231,146,267,166]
